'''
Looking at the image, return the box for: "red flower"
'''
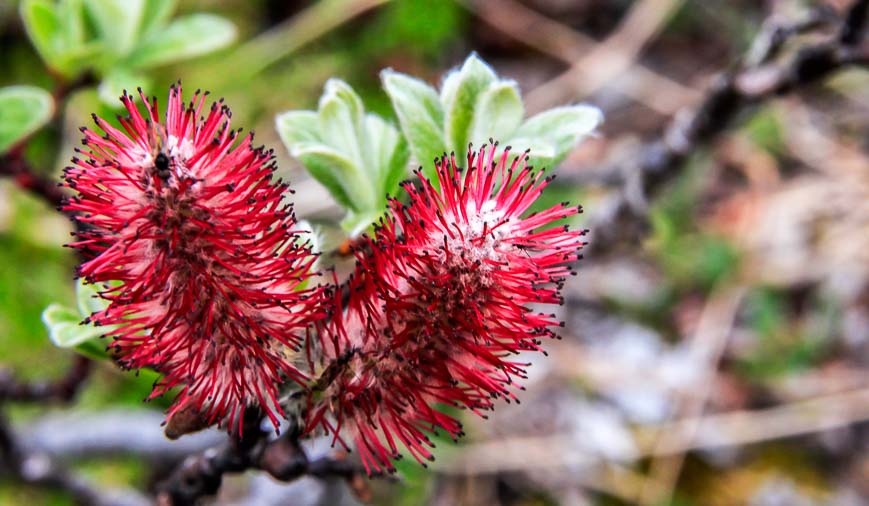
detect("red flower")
[309,143,585,473]
[63,85,324,431]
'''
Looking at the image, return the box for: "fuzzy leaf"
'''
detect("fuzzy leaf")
[341,209,384,237]
[317,79,367,171]
[515,105,603,163]
[468,80,524,150]
[275,110,320,145]
[290,142,367,212]
[365,114,409,197]
[83,0,145,56]
[42,279,112,359]
[501,137,558,173]
[127,13,236,68]
[137,0,178,40]
[19,0,63,70]
[42,305,108,359]
[276,111,356,211]
[42,304,103,346]
[381,69,447,180]
[0,86,54,154]
[279,81,408,234]
[442,54,497,157]
[76,278,108,318]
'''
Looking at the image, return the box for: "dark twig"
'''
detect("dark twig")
[0,153,67,210]
[586,0,869,252]
[157,414,362,505]
[840,0,869,45]
[0,355,92,403]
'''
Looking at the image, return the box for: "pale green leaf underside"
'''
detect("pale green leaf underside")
[19,0,63,70]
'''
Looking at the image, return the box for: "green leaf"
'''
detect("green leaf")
[276,111,356,211]
[127,13,236,69]
[137,0,178,40]
[42,304,108,359]
[381,69,447,179]
[365,114,408,197]
[502,136,557,171]
[317,79,367,172]
[442,53,497,157]
[291,142,367,212]
[83,0,145,56]
[341,209,383,237]
[0,86,54,154]
[76,278,108,317]
[275,110,320,146]
[42,304,82,328]
[468,80,523,150]
[60,0,87,48]
[97,67,150,106]
[20,0,63,70]
[42,303,104,345]
[42,279,112,359]
[515,104,603,163]
[278,82,408,234]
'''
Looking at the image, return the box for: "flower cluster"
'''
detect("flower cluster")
[308,144,586,474]
[61,84,589,471]
[63,86,323,430]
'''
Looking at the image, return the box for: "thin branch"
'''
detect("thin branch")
[0,153,67,210]
[840,0,869,45]
[587,0,869,253]
[0,355,91,403]
[156,414,363,505]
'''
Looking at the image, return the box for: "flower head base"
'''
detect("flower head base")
[310,143,585,474]
[63,85,324,431]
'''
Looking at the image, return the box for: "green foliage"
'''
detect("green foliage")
[42,278,112,360]
[380,70,447,178]
[648,155,741,290]
[737,288,835,380]
[126,13,236,69]
[0,187,75,379]
[276,79,409,236]
[359,0,466,60]
[744,106,785,155]
[19,0,236,105]
[650,210,740,290]
[0,85,54,153]
[279,53,600,235]
[383,53,602,180]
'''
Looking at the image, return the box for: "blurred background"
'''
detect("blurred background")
[1,0,868,505]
